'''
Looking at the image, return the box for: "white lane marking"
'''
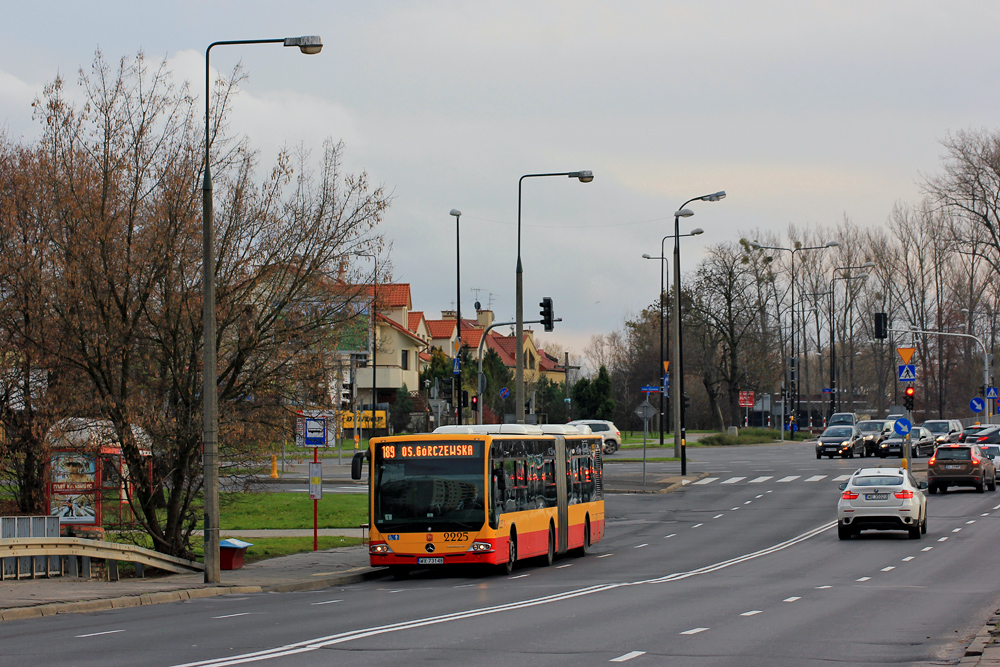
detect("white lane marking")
[921,547,933,552]
[740,610,763,616]
[804,475,827,482]
[692,523,703,528]
[881,566,895,572]
[721,476,746,484]
[856,577,871,582]
[680,627,709,635]
[664,534,676,539]
[749,476,773,484]
[982,513,990,516]
[213,613,252,619]
[994,503,1000,510]
[610,651,646,662]
[681,479,691,485]
[743,500,752,505]
[311,600,343,605]
[815,585,832,589]
[767,490,773,493]
[952,528,962,533]
[508,574,530,579]
[167,522,837,667]
[938,537,949,542]
[833,474,851,481]
[777,476,800,483]
[755,494,764,499]
[783,596,801,602]
[966,520,976,524]
[556,564,573,569]
[713,514,724,519]
[694,477,718,485]
[902,557,914,562]
[730,507,740,511]
[76,630,125,638]
[635,544,648,549]
[598,553,613,558]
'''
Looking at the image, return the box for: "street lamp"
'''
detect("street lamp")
[202,34,321,584]
[450,209,462,425]
[829,263,873,414]
[642,228,702,452]
[672,191,725,475]
[515,171,593,424]
[354,251,378,427]
[748,240,838,431]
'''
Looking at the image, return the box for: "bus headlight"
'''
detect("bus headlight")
[370,543,393,554]
[469,542,493,552]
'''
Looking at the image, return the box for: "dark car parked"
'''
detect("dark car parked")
[928,444,997,493]
[816,425,864,459]
[958,425,993,443]
[961,425,1000,445]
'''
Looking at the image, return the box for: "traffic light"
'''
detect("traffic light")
[462,390,469,408]
[539,297,554,332]
[904,386,915,411]
[874,312,888,339]
[471,395,478,411]
[341,382,352,409]
[682,394,691,411]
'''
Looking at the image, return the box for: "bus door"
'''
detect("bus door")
[554,435,569,555]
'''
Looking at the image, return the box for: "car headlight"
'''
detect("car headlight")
[936,436,948,443]
[841,441,851,447]
[468,542,493,552]
[369,543,393,554]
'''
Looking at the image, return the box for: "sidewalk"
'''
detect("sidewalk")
[0,541,382,622]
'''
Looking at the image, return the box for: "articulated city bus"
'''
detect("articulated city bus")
[351,424,604,578]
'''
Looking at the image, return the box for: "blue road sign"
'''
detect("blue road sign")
[453,358,460,375]
[897,365,916,381]
[822,388,832,393]
[894,417,911,436]
[641,385,660,393]
[304,417,326,447]
[971,397,986,413]
[988,387,999,399]
[499,387,510,399]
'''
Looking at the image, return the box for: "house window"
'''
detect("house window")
[401,349,409,371]
[529,356,535,370]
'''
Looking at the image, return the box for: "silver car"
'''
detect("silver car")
[837,467,928,540]
[567,419,621,454]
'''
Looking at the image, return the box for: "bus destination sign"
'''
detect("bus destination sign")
[381,442,479,459]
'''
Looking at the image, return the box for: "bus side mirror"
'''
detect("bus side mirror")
[351,451,366,480]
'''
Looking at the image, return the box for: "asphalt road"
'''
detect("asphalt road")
[3,440,998,666]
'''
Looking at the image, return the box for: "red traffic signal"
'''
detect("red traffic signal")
[903,385,915,410]
[905,386,915,397]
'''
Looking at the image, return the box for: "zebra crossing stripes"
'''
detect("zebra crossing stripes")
[693,477,719,485]
[748,476,773,484]
[833,474,851,482]
[804,475,828,482]
[776,475,800,483]
[721,476,746,484]
[685,473,849,487]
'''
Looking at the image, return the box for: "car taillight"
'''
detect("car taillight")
[894,490,914,499]
[972,456,981,465]
[977,436,989,442]
[928,456,936,465]
[842,490,859,500]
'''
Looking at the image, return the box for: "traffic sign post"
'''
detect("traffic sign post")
[897,365,916,382]
[635,399,657,485]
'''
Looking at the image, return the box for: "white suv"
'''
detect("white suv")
[568,420,621,454]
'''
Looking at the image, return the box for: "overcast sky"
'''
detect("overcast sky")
[2,2,998,363]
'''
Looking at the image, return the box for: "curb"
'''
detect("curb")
[0,569,389,622]
[958,608,1000,665]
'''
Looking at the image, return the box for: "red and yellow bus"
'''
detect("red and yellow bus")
[351,424,604,577]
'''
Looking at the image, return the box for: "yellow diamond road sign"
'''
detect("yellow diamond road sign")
[896,347,915,364]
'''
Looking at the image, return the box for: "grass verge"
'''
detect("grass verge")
[218,492,368,530]
[697,427,810,446]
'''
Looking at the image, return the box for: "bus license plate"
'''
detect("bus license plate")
[417,557,444,565]
[865,493,888,500]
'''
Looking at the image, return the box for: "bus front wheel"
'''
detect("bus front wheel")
[498,532,516,575]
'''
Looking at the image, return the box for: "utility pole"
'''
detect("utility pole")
[564,351,581,422]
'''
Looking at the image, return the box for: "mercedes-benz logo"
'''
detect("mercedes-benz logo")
[425,543,436,553]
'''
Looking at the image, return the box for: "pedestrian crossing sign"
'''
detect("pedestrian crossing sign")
[897,364,916,381]
[988,387,998,399]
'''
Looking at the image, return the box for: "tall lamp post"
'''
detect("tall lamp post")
[672,191,726,475]
[202,34,321,584]
[642,228,703,453]
[450,209,462,425]
[829,264,873,414]
[748,240,838,430]
[515,171,593,424]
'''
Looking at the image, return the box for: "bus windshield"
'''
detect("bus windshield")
[373,441,486,533]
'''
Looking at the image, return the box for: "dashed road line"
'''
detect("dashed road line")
[902,556,914,562]
[921,547,933,552]
[635,544,648,549]
[856,577,871,582]
[755,494,764,499]
[311,600,343,605]
[740,610,763,616]
[665,534,676,539]
[743,500,752,505]
[692,523,703,529]
[938,537,948,542]
[509,574,530,579]
[966,520,976,524]
[951,528,962,533]
[597,553,613,558]
[77,630,125,638]
[680,627,709,635]
[881,566,895,572]
[815,585,832,589]
[713,514,724,519]
[610,651,646,662]
[556,564,573,569]
[783,596,801,602]
[214,613,252,619]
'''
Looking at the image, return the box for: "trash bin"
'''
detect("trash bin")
[219,538,253,570]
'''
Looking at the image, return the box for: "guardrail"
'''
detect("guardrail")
[0,537,204,577]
